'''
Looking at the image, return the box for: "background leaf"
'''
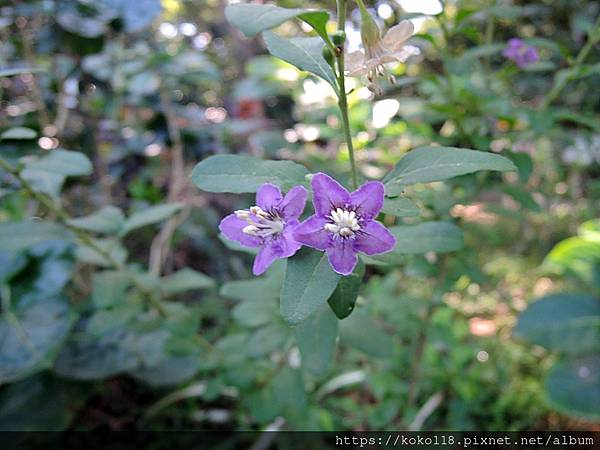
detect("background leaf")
[514,294,600,355]
[121,203,183,236]
[294,304,338,376]
[384,146,516,194]
[544,356,600,419]
[263,32,338,91]
[191,155,309,193]
[281,248,341,325]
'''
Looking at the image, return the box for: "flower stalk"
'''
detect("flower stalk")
[335,0,359,190]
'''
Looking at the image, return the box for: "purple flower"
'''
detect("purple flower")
[219,183,307,276]
[503,38,539,68]
[293,173,396,276]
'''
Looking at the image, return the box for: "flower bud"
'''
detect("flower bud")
[322,46,334,65]
[332,30,346,47]
[357,0,381,47]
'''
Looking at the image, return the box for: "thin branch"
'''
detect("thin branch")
[408,391,445,431]
[149,87,188,276]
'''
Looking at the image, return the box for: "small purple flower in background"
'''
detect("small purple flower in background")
[294,173,396,275]
[503,38,539,68]
[219,183,307,275]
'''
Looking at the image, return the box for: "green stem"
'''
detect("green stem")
[335,0,358,189]
[542,15,600,108]
[0,157,167,315]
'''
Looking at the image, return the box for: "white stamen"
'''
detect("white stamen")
[243,225,259,235]
[235,209,250,220]
[324,208,361,239]
[238,205,285,238]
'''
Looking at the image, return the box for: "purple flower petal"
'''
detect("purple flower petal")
[353,220,396,255]
[275,219,302,257]
[256,183,283,210]
[349,181,384,220]
[523,47,539,64]
[311,173,350,217]
[219,214,262,248]
[507,38,523,48]
[253,244,279,275]
[326,240,358,275]
[252,223,301,275]
[279,185,307,220]
[294,215,331,250]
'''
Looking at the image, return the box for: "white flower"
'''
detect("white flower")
[345,18,414,94]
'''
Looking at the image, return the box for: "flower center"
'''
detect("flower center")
[324,208,361,238]
[236,206,284,238]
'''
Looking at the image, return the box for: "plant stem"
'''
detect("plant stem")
[149,86,188,276]
[335,0,358,189]
[0,157,167,315]
[542,15,600,108]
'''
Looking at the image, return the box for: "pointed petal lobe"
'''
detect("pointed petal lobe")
[326,240,358,276]
[311,173,350,217]
[219,214,262,248]
[279,185,307,220]
[383,20,414,51]
[293,215,331,250]
[252,244,279,276]
[350,180,384,220]
[353,220,396,255]
[256,183,283,210]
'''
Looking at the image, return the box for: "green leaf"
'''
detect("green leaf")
[161,268,214,294]
[367,222,464,265]
[281,248,341,325]
[232,299,278,328]
[502,185,541,212]
[381,196,420,217]
[225,4,330,43]
[339,309,393,358]
[546,236,600,283]
[0,297,76,383]
[54,328,168,380]
[328,259,365,319]
[132,355,199,387]
[66,206,125,235]
[191,155,309,194]
[294,304,338,376]
[545,355,600,420]
[263,32,338,92]
[91,271,131,308]
[383,146,516,194]
[75,238,128,267]
[0,221,69,254]
[580,219,600,242]
[24,149,93,177]
[120,203,183,236]
[514,294,600,355]
[1,127,37,140]
[100,0,163,33]
[19,150,92,198]
[20,168,65,198]
[246,324,290,358]
[220,263,284,302]
[87,303,140,336]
